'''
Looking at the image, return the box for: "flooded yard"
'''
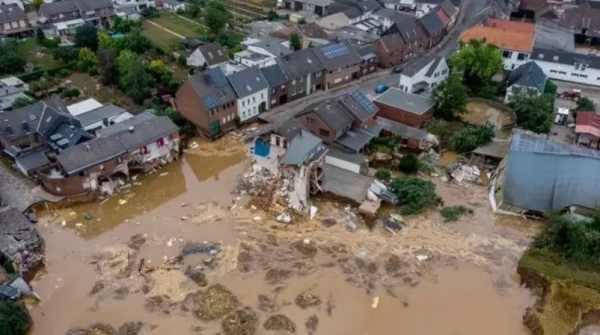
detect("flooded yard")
[28,134,538,335]
[462,101,515,129]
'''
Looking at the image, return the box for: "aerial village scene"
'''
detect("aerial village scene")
[3,0,600,334]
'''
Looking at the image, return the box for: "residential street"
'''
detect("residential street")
[259,0,491,124]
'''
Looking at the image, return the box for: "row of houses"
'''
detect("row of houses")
[0,96,180,197]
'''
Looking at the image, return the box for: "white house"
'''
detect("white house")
[0,85,27,111]
[227,67,270,122]
[234,50,277,68]
[459,22,535,71]
[162,0,185,11]
[113,0,155,11]
[504,61,547,104]
[399,56,449,93]
[186,43,229,68]
[380,0,416,11]
[530,47,600,87]
[0,76,29,92]
[415,0,443,17]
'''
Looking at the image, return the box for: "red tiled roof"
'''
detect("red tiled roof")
[486,19,535,34]
[576,112,600,137]
[459,25,534,53]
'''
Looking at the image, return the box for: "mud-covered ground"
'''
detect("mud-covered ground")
[29,135,536,335]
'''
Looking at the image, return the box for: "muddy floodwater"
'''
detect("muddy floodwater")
[29,135,535,335]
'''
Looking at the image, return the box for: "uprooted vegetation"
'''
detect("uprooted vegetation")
[65,322,156,335]
[221,307,259,335]
[440,206,473,221]
[264,314,296,332]
[518,213,600,335]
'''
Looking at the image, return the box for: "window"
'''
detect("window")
[242,101,245,107]
[581,74,588,78]
[243,111,246,117]
[517,53,528,61]
[316,71,322,77]
[261,93,264,99]
[434,72,439,77]
[319,129,330,137]
[292,90,296,96]
[550,69,558,73]
[299,88,304,93]
[292,80,296,85]
[222,117,226,124]
[442,69,447,74]
[281,85,286,89]
[157,138,165,146]
[253,106,256,112]
[272,88,276,94]
[307,117,315,124]
[502,50,512,59]
[559,71,567,75]
[299,77,303,82]
[253,97,256,103]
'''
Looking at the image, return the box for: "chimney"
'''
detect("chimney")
[128,126,134,132]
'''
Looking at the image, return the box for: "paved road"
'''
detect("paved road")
[260,0,491,124]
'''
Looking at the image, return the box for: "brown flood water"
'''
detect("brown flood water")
[29,136,535,335]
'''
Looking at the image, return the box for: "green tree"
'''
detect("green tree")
[449,124,494,153]
[228,44,242,59]
[98,48,118,85]
[577,97,596,111]
[74,24,99,50]
[432,74,469,120]
[98,32,115,50]
[390,176,438,214]
[399,153,420,174]
[510,91,554,134]
[544,80,557,95]
[32,0,43,9]
[141,6,160,17]
[117,29,151,54]
[424,118,464,148]
[78,47,98,69]
[0,301,30,335]
[11,96,37,109]
[149,59,167,76]
[205,1,231,35]
[0,39,25,75]
[112,16,132,34]
[375,168,392,182]
[450,40,503,95]
[187,3,201,18]
[267,10,278,21]
[35,27,46,44]
[52,46,79,63]
[290,34,302,51]
[118,51,154,104]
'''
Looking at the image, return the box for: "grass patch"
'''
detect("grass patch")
[26,51,62,69]
[142,21,183,48]
[150,12,204,37]
[440,205,472,221]
[520,248,600,292]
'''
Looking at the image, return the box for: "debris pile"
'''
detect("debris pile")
[447,163,481,184]
[221,307,259,335]
[196,284,240,321]
[295,293,322,309]
[264,314,296,332]
[65,322,156,335]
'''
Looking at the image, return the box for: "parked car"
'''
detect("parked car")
[375,84,389,94]
[0,285,21,301]
[393,66,404,73]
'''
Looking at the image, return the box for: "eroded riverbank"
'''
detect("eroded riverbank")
[28,135,536,335]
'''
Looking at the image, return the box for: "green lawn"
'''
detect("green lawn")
[150,12,204,37]
[142,20,183,48]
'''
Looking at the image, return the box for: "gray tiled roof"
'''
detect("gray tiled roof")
[186,67,236,110]
[358,44,376,59]
[507,62,547,92]
[311,100,354,134]
[0,4,27,24]
[312,42,363,71]
[439,0,458,18]
[57,136,125,174]
[261,63,288,88]
[112,115,178,151]
[40,0,79,16]
[76,104,128,128]
[282,130,326,166]
[196,43,229,66]
[376,117,430,140]
[335,127,377,151]
[392,18,424,45]
[15,148,50,172]
[533,21,575,52]
[503,133,600,212]
[96,111,155,136]
[424,56,443,77]
[373,8,413,21]
[379,33,405,52]
[278,118,305,141]
[279,48,324,79]
[418,10,444,35]
[530,47,600,70]
[227,66,269,98]
[251,36,293,57]
[373,87,434,114]
[402,53,438,76]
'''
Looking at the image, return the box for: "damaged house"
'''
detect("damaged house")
[249,118,328,214]
[0,96,94,177]
[296,90,381,153]
[490,133,600,217]
[0,207,44,281]
[37,111,180,197]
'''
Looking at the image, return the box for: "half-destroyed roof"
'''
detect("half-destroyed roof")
[312,41,362,71]
[507,62,547,92]
[503,133,600,212]
[282,130,326,166]
[373,88,434,115]
[0,207,44,261]
[196,43,229,66]
[0,4,27,24]
[227,66,269,98]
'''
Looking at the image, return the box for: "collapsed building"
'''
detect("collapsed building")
[0,207,44,281]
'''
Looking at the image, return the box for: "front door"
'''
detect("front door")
[209,120,220,138]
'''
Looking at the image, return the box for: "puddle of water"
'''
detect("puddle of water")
[438,151,459,166]
[185,136,247,182]
[494,215,543,235]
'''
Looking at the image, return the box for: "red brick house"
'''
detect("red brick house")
[176,68,237,139]
[418,10,445,48]
[373,87,434,128]
[375,33,406,68]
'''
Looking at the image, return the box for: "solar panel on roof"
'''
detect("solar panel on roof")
[349,91,377,114]
[202,93,220,109]
[208,68,228,87]
[322,43,350,60]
